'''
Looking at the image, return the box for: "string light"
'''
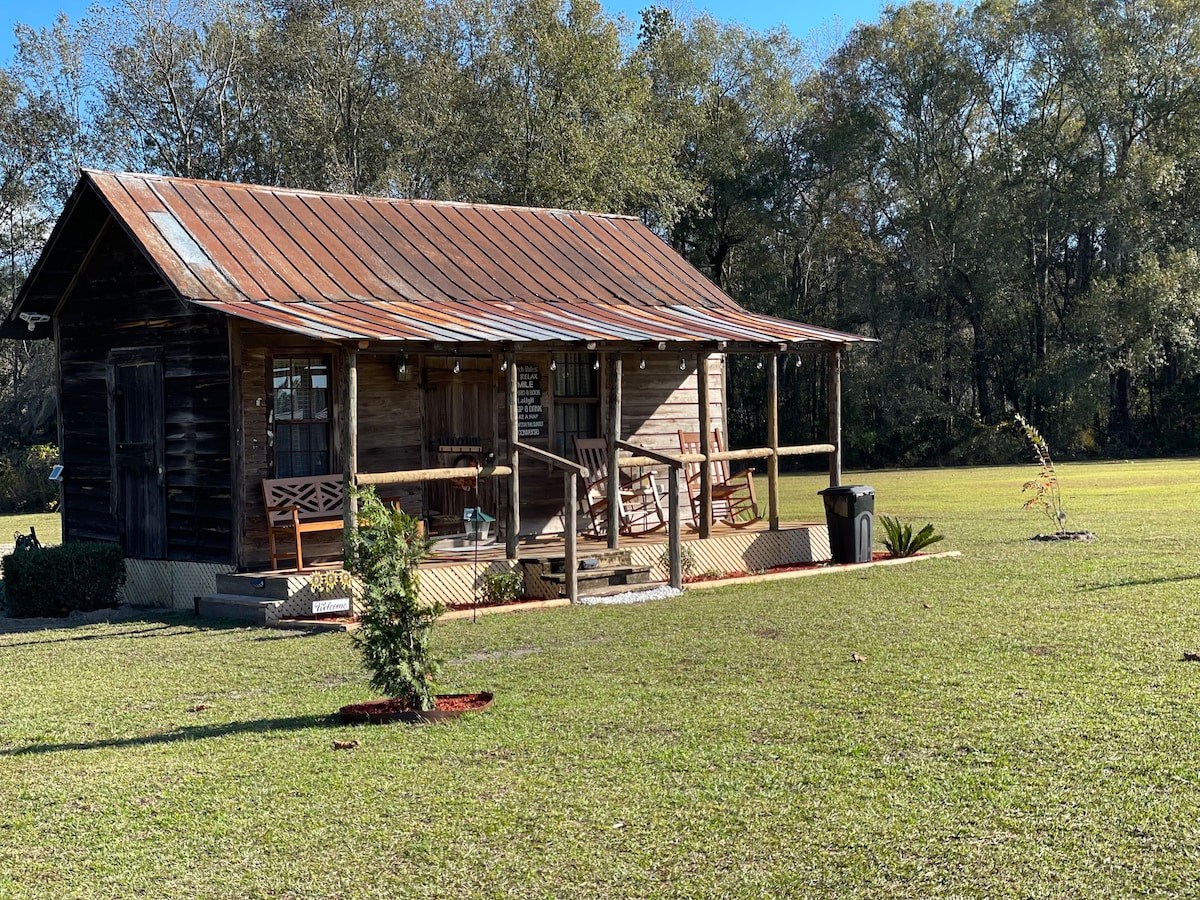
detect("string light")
[593,357,600,370]
[795,355,802,369]
[549,356,557,372]
[679,355,686,371]
[756,358,764,370]
[638,353,646,370]
[500,358,508,371]
[453,357,461,374]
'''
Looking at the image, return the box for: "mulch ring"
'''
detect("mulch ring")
[1031,531,1096,542]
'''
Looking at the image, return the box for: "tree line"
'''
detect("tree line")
[1,0,1198,466]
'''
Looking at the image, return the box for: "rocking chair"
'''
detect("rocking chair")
[572,437,667,537]
[677,428,760,527]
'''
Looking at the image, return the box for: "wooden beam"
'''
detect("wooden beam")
[506,347,520,559]
[564,470,578,603]
[357,465,513,486]
[828,348,842,487]
[767,352,780,531]
[606,352,622,548]
[343,347,358,533]
[668,467,682,589]
[697,352,712,539]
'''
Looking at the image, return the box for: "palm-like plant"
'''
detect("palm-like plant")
[879,514,945,558]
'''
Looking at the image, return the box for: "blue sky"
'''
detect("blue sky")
[0,0,892,64]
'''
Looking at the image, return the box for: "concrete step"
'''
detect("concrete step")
[215,572,299,600]
[196,593,285,625]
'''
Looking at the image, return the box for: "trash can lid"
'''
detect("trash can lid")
[818,485,875,496]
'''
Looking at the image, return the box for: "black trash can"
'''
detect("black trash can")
[818,485,875,564]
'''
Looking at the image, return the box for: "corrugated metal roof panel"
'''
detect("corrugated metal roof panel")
[82,170,872,347]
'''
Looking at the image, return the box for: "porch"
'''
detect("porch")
[198,519,831,624]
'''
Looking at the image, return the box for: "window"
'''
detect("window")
[554,352,599,457]
[273,356,330,477]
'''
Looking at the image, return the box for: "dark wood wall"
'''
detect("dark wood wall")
[58,223,233,563]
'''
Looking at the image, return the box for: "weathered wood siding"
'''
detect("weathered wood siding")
[234,332,427,567]
[58,224,233,562]
[622,352,725,452]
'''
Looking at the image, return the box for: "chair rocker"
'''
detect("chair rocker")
[572,437,667,537]
[677,428,760,528]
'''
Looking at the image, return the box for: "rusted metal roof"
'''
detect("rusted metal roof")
[14,170,872,347]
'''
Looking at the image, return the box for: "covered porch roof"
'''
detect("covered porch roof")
[5,170,871,351]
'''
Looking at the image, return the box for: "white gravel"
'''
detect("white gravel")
[576,585,683,606]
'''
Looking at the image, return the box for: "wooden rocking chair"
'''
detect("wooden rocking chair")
[572,437,667,537]
[677,429,760,528]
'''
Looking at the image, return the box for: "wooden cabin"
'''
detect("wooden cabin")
[2,170,871,611]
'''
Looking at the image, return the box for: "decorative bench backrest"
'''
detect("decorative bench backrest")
[261,474,345,525]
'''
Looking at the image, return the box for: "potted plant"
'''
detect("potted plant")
[338,487,493,724]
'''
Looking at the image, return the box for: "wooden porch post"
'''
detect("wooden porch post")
[828,347,842,487]
[668,466,682,589]
[342,346,358,533]
[506,348,520,559]
[697,351,712,539]
[767,352,780,531]
[606,351,622,548]
[564,470,578,602]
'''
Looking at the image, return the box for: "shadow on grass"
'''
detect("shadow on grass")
[1085,574,1200,591]
[0,712,343,757]
[0,612,338,646]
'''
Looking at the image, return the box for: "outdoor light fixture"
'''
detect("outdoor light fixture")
[639,353,646,370]
[500,358,508,371]
[795,355,802,368]
[756,358,764,370]
[19,312,49,332]
[453,357,461,374]
[550,356,557,371]
[593,358,600,370]
[679,355,686,371]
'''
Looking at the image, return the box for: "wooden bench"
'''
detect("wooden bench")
[262,474,347,571]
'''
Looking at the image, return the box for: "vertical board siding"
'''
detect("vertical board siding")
[58,225,233,563]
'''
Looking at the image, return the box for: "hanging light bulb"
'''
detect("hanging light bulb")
[679,355,686,371]
[756,358,764,370]
[638,353,646,370]
[795,355,802,369]
[453,357,461,374]
[500,358,508,371]
[549,356,557,371]
[593,357,600,370]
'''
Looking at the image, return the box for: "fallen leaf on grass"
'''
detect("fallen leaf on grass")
[333,739,360,751]
[188,704,212,713]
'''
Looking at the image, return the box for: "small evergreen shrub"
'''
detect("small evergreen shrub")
[481,569,522,606]
[3,542,126,617]
[345,486,441,710]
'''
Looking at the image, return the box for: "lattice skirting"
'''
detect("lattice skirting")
[632,524,830,582]
[124,560,234,609]
[420,559,524,608]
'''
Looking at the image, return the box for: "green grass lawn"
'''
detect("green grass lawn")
[3,460,1200,898]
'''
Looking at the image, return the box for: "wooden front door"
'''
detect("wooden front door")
[109,351,167,558]
[424,357,496,533]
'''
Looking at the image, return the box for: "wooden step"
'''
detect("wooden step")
[196,593,285,625]
[539,564,654,596]
[215,572,298,600]
[578,579,670,598]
